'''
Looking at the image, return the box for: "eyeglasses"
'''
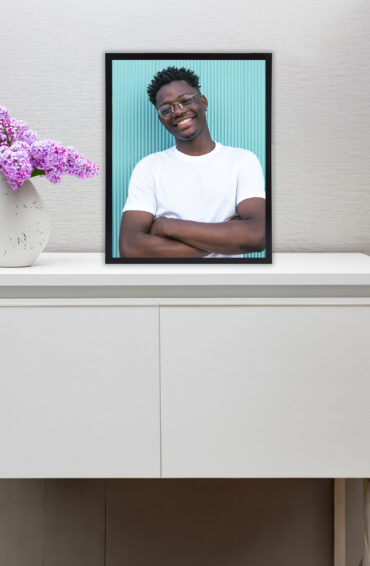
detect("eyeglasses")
[157,92,201,118]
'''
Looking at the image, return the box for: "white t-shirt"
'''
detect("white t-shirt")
[123,142,265,257]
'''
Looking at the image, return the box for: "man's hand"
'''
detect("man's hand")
[119,211,208,258]
[147,198,265,255]
[150,215,241,246]
[120,198,265,258]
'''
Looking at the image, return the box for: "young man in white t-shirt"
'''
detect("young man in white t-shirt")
[120,67,266,258]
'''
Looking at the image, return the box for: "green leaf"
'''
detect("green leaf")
[31,167,46,178]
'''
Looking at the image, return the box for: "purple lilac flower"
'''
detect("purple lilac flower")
[19,128,39,146]
[0,145,33,190]
[30,140,99,184]
[0,131,8,145]
[0,106,9,121]
[0,106,11,146]
[0,106,98,190]
[9,141,31,153]
[6,118,30,145]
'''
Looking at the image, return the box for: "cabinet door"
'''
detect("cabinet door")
[0,306,160,477]
[160,306,370,477]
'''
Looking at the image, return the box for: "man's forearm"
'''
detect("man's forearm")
[120,231,207,258]
[153,218,265,255]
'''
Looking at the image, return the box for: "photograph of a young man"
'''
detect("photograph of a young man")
[119,66,266,259]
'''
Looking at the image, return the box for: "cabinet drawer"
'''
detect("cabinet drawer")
[160,305,370,477]
[0,305,160,477]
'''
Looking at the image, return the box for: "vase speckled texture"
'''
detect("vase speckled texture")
[0,174,50,267]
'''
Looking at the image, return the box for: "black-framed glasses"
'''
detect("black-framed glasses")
[157,92,201,118]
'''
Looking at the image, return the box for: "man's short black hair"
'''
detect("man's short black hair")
[147,66,201,106]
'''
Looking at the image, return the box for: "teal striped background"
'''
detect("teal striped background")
[112,58,266,258]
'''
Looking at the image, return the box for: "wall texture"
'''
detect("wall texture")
[1,0,369,253]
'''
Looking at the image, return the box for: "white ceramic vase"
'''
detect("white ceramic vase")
[0,174,50,267]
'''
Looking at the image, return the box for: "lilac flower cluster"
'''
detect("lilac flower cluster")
[0,106,99,190]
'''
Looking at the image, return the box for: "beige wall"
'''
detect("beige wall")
[0,0,369,254]
[0,479,336,566]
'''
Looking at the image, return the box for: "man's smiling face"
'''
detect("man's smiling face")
[156,80,208,142]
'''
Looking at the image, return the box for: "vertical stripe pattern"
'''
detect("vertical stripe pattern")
[112,59,266,259]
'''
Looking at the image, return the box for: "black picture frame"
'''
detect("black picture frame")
[105,53,272,264]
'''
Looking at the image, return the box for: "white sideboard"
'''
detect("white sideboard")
[0,252,369,479]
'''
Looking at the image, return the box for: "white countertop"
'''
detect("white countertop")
[0,252,369,287]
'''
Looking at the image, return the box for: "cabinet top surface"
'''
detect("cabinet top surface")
[0,253,369,287]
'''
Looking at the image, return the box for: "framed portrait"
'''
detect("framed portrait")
[105,53,271,263]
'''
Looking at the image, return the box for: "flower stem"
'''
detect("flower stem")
[1,121,11,146]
